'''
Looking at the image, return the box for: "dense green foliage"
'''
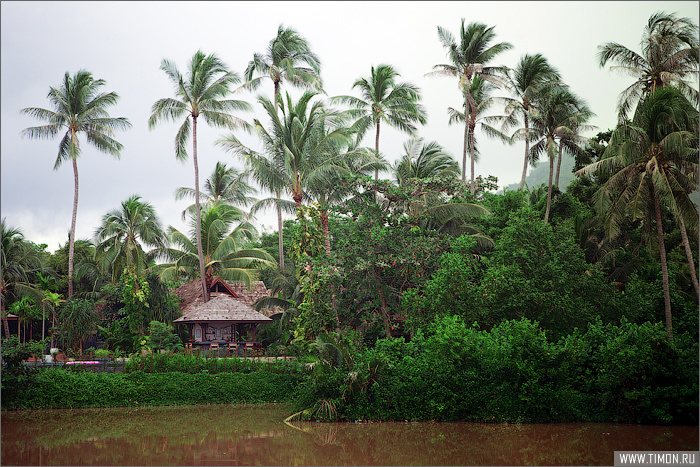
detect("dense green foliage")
[292,317,698,425]
[3,13,698,427]
[2,368,302,410]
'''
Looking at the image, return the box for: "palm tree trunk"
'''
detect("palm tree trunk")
[652,186,673,341]
[677,212,699,297]
[519,112,530,190]
[462,111,469,184]
[374,121,381,182]
[2,317,9,339]
[192,116,209,303]
[1,293,10,339]
[273,81,285,270]
[544,140,555,223]
[555,143,563,187]
[42,301,46,341]
[469,117,476,196]
[276,197,285,269]
[68,155,79,298]
[374,121,381,202]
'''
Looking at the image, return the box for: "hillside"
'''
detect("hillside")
[503,156,576,193]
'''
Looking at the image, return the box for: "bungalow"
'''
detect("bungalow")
[173,278,276,349]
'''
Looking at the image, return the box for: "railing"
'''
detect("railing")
[24,360,127,374]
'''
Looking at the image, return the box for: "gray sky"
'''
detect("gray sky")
[2,1,698,252]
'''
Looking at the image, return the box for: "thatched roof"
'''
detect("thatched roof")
[172,278,280,322]
[173,292,272,324]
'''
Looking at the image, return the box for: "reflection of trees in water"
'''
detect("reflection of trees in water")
[2,406,698,466]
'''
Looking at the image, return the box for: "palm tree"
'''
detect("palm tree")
[530,86,594,222]
[244,24,323,107]
[20,70,131,298]
[576,86,699,340]
[393,138,459,186]
[220,91,360,258]
[149,51,251,302]
[598,11,699,121]
[175,161,257,220]
[429,20,512,192]
[446,75,511,187]
[94,194,166,284]
[220,90,354,208]
[307,143,384,256]
[152,203,275,288]
[501,54,562,189]
[244,25,323,269]
[1,221,44,338]
[332,64,427,184]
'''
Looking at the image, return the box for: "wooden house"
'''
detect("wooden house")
[173,278,275,347]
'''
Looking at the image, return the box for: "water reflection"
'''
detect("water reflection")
[2,404,697,466]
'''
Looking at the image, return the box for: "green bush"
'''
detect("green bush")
[292,316,698,424]
[2,368,305,410]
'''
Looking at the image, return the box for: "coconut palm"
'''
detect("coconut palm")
[598,11,699,121]
[429,20,512,192]
[175,161,257,220]
[530,86,594,222]
[243,25,323,269]
[307,144,384,256]
[576,86,699,340]
[1,221,44,338]
[220,90,354,209]
[20,70,131,298]
[393,138,459,186]
[220,91,362,259]
[501,54,562,189]
[446,75,511,188]
[149,50,251,302]
[331,64,427,183]
[94,195,166,284]
[152,203,275,288]
[244,24,323,106]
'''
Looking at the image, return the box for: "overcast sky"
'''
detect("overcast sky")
[2,1,698,252]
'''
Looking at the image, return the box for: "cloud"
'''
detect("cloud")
[2,1,698,251]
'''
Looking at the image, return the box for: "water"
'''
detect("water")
[2,404,697,465]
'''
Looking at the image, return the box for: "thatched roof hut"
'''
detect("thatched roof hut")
[174,292,272,324]
[174,277,281,317]
[172,278,275,344]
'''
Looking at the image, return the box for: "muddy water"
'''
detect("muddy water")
[2,404,697,466]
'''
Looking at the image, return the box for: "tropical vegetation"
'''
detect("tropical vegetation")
[4,12,697,426]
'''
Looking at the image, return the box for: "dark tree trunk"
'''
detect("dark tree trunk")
[555,142,563,188]
[678,212,699,297]
[2,294,10,339]
[652,186,673,341]
[544,139,555,223]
